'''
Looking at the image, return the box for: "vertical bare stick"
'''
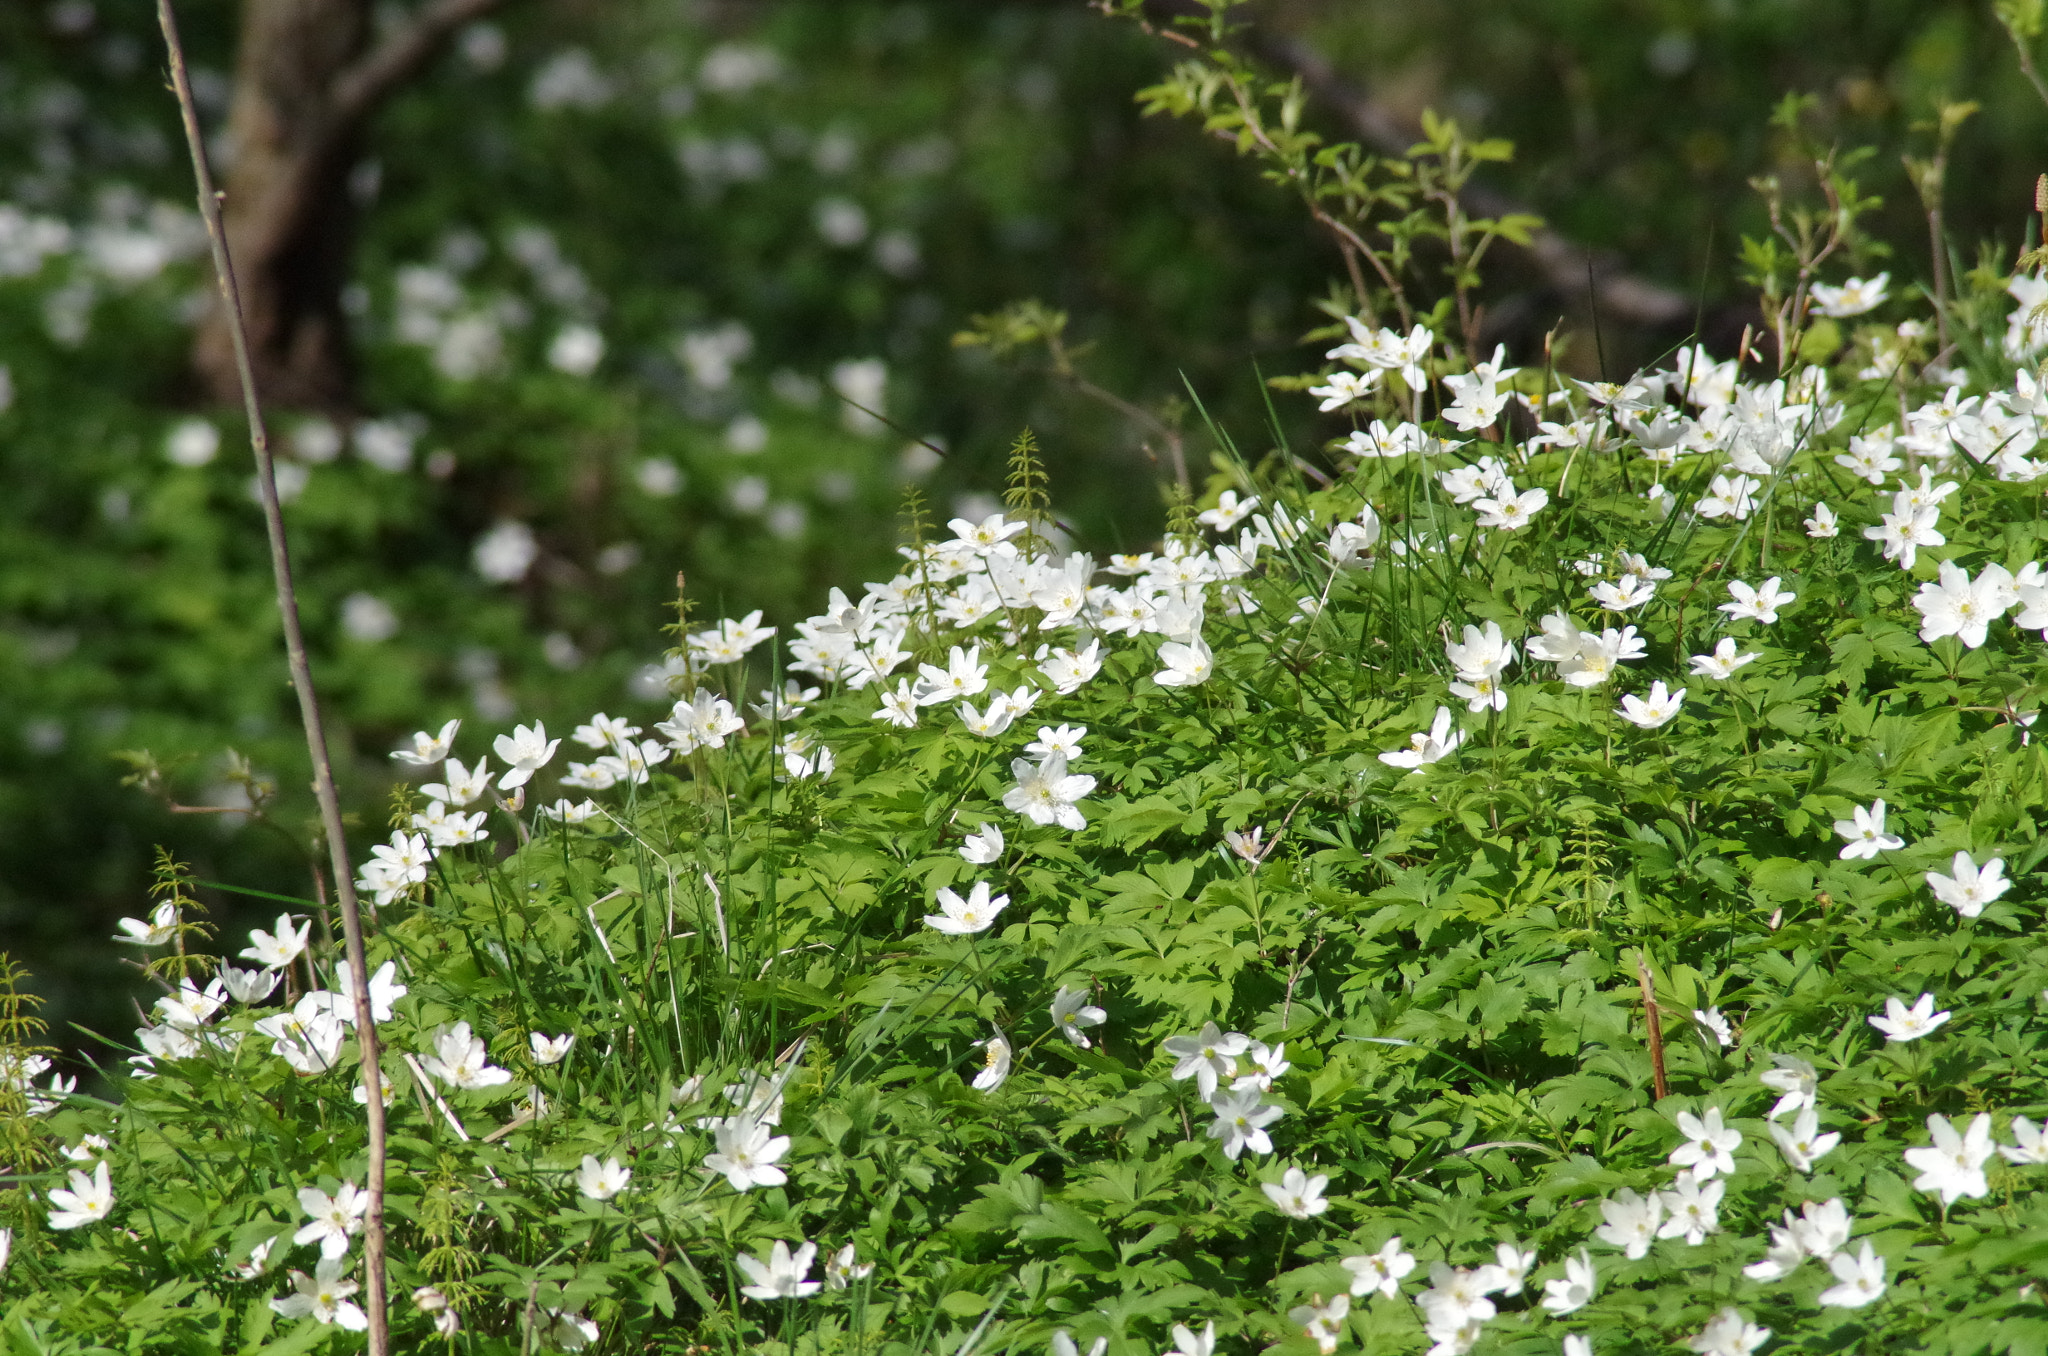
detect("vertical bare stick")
[153,6,392,1351]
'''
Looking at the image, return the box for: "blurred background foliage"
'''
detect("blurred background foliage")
[1,0,2044,1053]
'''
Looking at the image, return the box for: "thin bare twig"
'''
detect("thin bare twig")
[331,0,511,124]
[155,6,393,1351]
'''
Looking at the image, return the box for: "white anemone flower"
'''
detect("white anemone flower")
[922,882,1009,935]
[735,1240,822,1300]
[1379,706,1463,772]
[1002,753,1096,831]
[575,1155,631,1201]
[1262,1166,1331,1219]
[1868,992,1951,1043]
[1617,681,1685,729]
[1050,986,1107,1048]
[270,1259,369,1331]
[1925,851,2010,918]
[1834,799,1905,859]
[46,1161,114,1230]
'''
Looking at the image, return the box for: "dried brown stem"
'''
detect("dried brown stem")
[156,4,392,1350]
[1635,949,1669,1102]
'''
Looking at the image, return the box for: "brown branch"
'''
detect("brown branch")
[157,6,393,1353]
[331,0,510,125]
[1253,32,1694,331]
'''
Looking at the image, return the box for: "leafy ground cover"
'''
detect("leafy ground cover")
[7,205,2048,1352]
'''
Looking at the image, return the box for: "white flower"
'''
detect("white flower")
[1810,272,1890,317]
[1162,1022,1250,1098]
[736,1240,821,1300]
[1038,641,1104,695]
[1197,490,1260,531]
[1926,851,2010,918]
[1002,752,1096,831]
[1290,1292,1350,1355]
[420,1021,514,1089]
[912,644,990,706]
[1557,625,1647,687]
[332,959,408,1024]
[1864,502,1945,569]
[1696,474,1760,520]
[924,882,1010,935]
[1342,1237,1417,1299]
[1718,576,1794,624]
[1669,1106,1742,1180]
[1657,1173,1724,1244]
[971,1030,1013,1092]
[1262,1166,1330,1219]
[1590,574,1656,611]
[1687,638,1757,681]
[218,965,280,1006]
[1379,705,1464,771]
[392,719,461,766]
[1768,1106,1841,1173]
[1491,1242,1536,1296]
[958,822,1004,866]
[1816,1242,1887,1309]
[493,722,561,790]
[270,1259,368,1331]
[1223,826,1275,864]
[575,1155,631,1201]
[1564,1338,1593,1356]
[1206,1089,1282,1160]
[1686,1308,1770,1356]
[530,1032,576,1065]
[2000,1115,2048,1165]
[114,902,179,947]
[1835,799,1905,859]
[1593,1187,1662,1258]
[1026,724,1087,762]
[1805,502,1839,537]
[1617,681,1685,729]
[823,1244,874,1290]
[541,1309,599,1350]
[1050,986,1106,1048]
[1540,1249,1597,1315]
[1692,1007,1733,1047]
[1310,368,1380,411]
[1417,1261,1501,1327]
[420,757,491,807]
[1868,992,1951,1043]
[1473,486,1549,530]
[703,1116,790,1192]
[1914,560,2017,648]
[1446,621,1517,678]
[1230,1041,1291,1093]
[1904,1112,1994,1204]
[231,1234,276,1280]
[1165,1321,1217,1356]
[1759,1054,1818,1120]
[294,1182,368,1259]
[656,689,747,752]
[46,1161,113,1230]
[1154,636,1214,687]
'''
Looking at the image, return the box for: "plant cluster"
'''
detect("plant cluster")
[7,190,2048,1350]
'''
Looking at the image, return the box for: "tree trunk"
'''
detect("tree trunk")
[193,0,510,411]
[194,0,371,413]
